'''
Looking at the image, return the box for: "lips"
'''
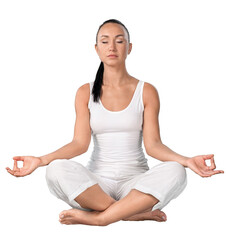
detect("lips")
[108,54,118,57]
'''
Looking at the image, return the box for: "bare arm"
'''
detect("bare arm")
[146,142,189,166]
[39,140,86,166]
[142,83,189,166]
[6,83,92,176]
[40,83,91,165]
[142,82,224,177]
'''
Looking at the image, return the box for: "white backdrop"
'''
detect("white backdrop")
[0,0,225,239]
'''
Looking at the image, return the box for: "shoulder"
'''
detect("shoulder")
[75,82,91,106]
[143,81,160,112]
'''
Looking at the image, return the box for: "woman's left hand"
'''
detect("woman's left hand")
[186,154,224,177]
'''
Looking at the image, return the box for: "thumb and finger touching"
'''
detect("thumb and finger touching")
[189,154,224,177]
[6,156,28,177]
[6,156,41,177]
[204,154,224,174]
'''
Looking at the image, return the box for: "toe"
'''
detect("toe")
[59,218,70,225]
[156,217,164,222]
[59,210,68,219]
[160,212,167,221]
[62,220,71,225]
[154,209,167,221]
[59,211,65,219]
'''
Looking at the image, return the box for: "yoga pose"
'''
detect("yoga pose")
[6,19,224,226]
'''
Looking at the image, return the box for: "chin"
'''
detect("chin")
[107,62,122,67]
[105,59,124,66]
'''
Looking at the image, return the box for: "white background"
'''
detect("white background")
[0,0,225,239]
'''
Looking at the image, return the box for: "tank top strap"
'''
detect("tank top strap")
[88,81,94,109]
[132,80,144,110]
[133,80,142,99]
[89,82,93,95]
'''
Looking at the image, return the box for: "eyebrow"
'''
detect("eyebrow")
[100,34,124,38]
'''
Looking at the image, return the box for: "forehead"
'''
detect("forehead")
[98,23,127,39]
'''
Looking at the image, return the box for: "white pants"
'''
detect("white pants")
[45,160,187,212]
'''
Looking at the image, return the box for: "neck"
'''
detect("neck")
[102,62,131,87]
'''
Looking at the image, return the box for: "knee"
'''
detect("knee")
[46,160,66,183]
[45,160,83,183]
[98,199,117,212]
[167,161,187,186]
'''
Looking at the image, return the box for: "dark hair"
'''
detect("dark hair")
[91,19,130,103]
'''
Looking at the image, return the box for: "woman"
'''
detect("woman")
[6,19,224,226]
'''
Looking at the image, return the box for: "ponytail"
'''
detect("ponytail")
[92,61,104,103]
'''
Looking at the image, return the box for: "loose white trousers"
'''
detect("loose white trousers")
[46,160,187,212]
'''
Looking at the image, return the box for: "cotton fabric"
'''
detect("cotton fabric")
[46,80,187,211]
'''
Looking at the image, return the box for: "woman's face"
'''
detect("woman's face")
[95,23,132,65]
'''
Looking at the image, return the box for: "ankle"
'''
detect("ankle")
[97,212,109,226]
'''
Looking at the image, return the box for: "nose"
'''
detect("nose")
[109,40,117,51]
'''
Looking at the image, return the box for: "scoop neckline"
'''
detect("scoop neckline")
[99,80,140,114]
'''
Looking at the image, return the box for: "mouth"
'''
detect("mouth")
[108,55,118,58]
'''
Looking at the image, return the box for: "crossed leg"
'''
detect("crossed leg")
[59,184,166,226]
[47,160,187,226]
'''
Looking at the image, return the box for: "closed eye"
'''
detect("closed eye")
[102,41,123,44]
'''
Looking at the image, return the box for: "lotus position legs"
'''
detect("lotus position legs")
[59,186,165,226]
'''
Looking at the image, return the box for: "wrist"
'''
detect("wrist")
[180,157,190,167]
[39,155,51,166]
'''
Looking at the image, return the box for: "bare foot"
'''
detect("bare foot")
[59,208,102,226]
[122,209,167,222]
[59,208,166,225]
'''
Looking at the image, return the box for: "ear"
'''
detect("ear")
[95,44,100,55]
[128,43,132,54]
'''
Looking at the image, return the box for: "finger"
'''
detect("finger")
[13,168,30,177]
[13,156,25,161]
[13,172,24,177]
[6,167,14,175]
[13,160,19,171]
[203,154,214,160]
[6,168,19,177]
[204,166,224,173]
[195,166,212,177]
[202,170,224,177]
[7,166,20,173]
[210,170,224,175]
[209,156,216,170]
[15,172,30,177]
[201,169,217,177]
[200,173,211,178]
[202,168,221,176]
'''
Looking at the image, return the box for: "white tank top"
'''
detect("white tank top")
[86,80,149,180]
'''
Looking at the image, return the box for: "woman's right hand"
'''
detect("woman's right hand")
[6,156,44,177]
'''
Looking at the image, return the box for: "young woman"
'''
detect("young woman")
[6,19,224,226]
